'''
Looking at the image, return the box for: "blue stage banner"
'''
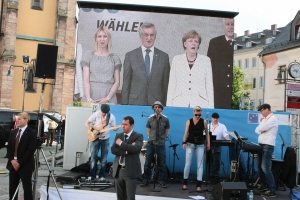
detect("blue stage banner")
[105,105,291,177]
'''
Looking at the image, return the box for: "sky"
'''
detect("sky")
[78,0,300,36]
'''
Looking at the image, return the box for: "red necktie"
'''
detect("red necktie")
[14,129,22,157]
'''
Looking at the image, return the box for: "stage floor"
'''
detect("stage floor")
[40,174,292,200]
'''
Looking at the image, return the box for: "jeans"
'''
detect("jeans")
[58,130,64,148]
[183,143,205,181]
[257,145,276,193]
[90,138,109,178]
[143,143,167,184]
[210,146,221,177]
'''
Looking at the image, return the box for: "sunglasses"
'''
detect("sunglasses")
[194,114,201,116]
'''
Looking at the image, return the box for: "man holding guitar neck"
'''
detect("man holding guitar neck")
[85,104,119,181]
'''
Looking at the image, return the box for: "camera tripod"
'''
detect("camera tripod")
[36,138,62,200]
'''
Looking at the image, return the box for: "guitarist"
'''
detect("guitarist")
[85,104,119,181]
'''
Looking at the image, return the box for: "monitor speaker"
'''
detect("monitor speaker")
[212,182,248,200]
[35,44,58,79]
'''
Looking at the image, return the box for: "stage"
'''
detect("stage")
[39,175,292,200]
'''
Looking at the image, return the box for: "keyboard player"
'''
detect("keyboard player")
[208,112,230,181]
[255,104,278,198]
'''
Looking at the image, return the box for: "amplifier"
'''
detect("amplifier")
[212,182,247,200]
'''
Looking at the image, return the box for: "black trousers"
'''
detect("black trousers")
[9,167,34,200]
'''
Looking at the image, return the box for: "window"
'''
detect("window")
[296,25,300,40]
[252,57,256,68]
[259,99,263,106]
[245,58,249,69]
[31,0,44,10]
[253,78,256,89]
[246,42,252,48]
[238,60,242,68]
[266,38,273,44]
[251,100,255,110]
[259,76,264,88]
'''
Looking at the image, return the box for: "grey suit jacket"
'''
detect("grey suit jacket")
[121,47,170,106]
[111,131,143,178]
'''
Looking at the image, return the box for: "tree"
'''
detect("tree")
[231,65,251,109]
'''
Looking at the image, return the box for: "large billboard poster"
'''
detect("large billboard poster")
[75,4,235,109]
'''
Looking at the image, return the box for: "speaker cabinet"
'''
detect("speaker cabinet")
[212,182,248,200]
[35,44,58,79]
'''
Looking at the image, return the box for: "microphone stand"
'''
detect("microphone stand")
[167,135,180,182]
[279,133,286,160]
[204,116,211,199]
[149,141,161,192]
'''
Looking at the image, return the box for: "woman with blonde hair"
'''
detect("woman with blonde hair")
[182,106,210,192]
[167,30,214,108]
[81,26,122,103]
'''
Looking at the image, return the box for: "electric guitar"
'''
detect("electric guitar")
[87,125,121,142]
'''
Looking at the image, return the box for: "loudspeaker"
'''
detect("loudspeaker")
[35,44,58,79]
[212,182,248,200]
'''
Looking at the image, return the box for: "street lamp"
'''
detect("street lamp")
[274,61,300,112]
[6,60,36,111]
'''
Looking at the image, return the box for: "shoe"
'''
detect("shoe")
[100,177,106,181]
[4,155,8,158]
[182,179,187,190]
[159,183,167,188]
[49,144,52,146]
[140,182,149,187]
[46,144,48,146]
[59,148,64,150]
[261,190,277,197]
[196,187,202,193]
[196,180,202,192]
[257,185,268,192]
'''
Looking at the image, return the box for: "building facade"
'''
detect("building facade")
[0,0,77,115]
[234,25,284,110]
[259,11,300,111]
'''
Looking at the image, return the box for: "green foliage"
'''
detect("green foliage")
[73,101,82,107]
[232,65,251,109]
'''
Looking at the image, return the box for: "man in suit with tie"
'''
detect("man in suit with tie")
[207,18,234,109]
[111,116,143,200]
[6,112,37,200]
[121,22,170,106]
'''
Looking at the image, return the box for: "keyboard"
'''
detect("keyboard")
[211,140,234,146]
[239,141,261,152]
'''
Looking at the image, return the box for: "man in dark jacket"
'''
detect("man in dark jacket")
[6,112,37,200]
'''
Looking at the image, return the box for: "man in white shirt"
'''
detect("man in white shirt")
[255,104,278,198]
[208,112,230,180]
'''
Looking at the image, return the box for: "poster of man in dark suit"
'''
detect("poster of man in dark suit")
[121,22,170,106]
[207,18,234,109]
[111,116,143,200]
[6,112,37,200]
